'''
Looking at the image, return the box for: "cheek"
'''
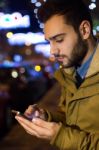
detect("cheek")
[59,41,74,56]
[61,35,78,56]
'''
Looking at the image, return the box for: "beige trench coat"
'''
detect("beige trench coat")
[49,43,99,150]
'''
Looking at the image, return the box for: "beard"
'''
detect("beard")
[57,32,88,68]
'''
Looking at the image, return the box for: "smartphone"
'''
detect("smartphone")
[11,109,34,121]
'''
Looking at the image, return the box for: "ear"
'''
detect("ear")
[79,20,91,40]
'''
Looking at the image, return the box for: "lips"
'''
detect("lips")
[57,57,64,62]
[49,55,65,62]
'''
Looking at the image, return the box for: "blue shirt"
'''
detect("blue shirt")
[76,49,96,79]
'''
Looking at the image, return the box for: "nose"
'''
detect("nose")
[50,42,59,56]
[50,43,55,55]
[49,45,60,61]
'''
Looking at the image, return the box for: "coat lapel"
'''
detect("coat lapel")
[86,43,99,77]
[70,43,99,102]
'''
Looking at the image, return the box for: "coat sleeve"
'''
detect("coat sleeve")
[47,86,66,123]
[50,123,99,150]
[38,85,66,124]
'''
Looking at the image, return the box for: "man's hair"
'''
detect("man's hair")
[37,0,93,33]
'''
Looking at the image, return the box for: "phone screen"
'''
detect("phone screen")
[11,110,33,121]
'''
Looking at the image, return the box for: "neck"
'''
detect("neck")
[81,36,97,65]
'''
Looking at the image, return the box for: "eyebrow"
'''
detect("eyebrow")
[45,33,66,41]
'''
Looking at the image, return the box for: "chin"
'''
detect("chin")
[62,63,74,68]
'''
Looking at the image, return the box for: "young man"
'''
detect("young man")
[15,0,99,149]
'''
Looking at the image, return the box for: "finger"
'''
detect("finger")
[16,116,38,134]
[32,118,53,129]
[26,130,35,136]
[34,110,40,117]
[26,128,49,139]
[15,115,47,132]
[24,105,35,115]
[16,116,49,138]
[17,119,38,137]
[39,108,45,113]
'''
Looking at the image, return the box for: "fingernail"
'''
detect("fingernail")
[15,116,20,120]
[32,118,37,122]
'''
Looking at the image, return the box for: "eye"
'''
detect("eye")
[56,39,63,43]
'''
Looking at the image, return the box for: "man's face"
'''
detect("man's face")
[44,15,88,68]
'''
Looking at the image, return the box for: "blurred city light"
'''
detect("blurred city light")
[19,67,25,74]
[3,61,15,68]
[93,29,97,35]
[11,70,18,78]
[8,32,46,45]
[25,41,32,46]
[13,54,23,62]
[34,65,41,72]
[89,3,96,10]
[35,44,50,57]
[0,12,30,29]
[31,0,37,3]
[91,0,96,2]
[34,8,38,14]
[35,2,42,7]
[25,48,32,55]
[96,26,99,31]
[6,32,13,38]
[39,23,44,29]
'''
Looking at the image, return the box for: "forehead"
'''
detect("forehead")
[44,15,74,40]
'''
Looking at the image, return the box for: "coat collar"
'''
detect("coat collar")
[86,42,99,77]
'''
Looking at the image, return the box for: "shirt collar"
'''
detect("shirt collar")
[76,40,98,79]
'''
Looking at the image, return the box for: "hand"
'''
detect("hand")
[24,104,48,121]
[15,116,60,141]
